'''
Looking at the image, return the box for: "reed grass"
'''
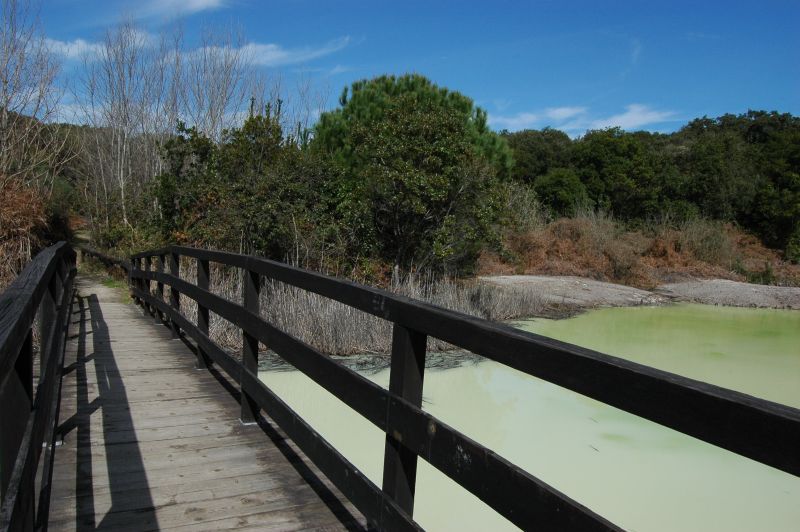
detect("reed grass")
[169,259,543,356]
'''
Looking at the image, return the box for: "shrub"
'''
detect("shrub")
[498,180,547,234]
[313,74,512,273]
[534,168,591,216]
[678,218,734,267]
[0,181,47,289]
[786,226,800,264]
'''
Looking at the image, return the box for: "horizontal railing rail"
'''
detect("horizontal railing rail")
[0,242,77,532]
[127,245,800,531]
[76,245,131,274]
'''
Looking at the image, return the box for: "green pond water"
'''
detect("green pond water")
[259,303,800,531]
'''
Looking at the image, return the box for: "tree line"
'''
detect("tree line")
[104,78,800,275]
[2,0,798,288]
[503,112,800,260]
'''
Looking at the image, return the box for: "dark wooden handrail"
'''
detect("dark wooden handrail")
[0,242,77,532]
[76,245,131,274]
[124,245,800,531]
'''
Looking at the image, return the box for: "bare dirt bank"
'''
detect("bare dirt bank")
[657,279,800,310]
[479,275,800,311]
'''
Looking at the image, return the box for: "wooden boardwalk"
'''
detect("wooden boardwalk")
[3,244,797,531]
[48,277,368,531]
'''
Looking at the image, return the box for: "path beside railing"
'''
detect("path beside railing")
[47,276,367,531]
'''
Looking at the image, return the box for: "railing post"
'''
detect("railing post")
[381,324,427,516]
[0,331,33,499]
[195,258,210,369]
[132,257,141,306]
[240,269,260,424]
[38,270,58,376]
[156,254,166,324]
[168,250,181,339]
[143,256,153,318]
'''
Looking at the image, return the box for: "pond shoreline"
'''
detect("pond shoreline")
[480,275,800,315]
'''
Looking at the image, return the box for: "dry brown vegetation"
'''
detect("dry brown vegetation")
[161,259,544,356]
[0,181,48,289]
[481,210,800,289]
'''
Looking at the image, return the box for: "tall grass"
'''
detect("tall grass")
[500,180,548,234]
[172,259,543,356]
[676,218,735,267]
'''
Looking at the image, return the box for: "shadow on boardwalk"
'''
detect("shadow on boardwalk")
[59,294,158,530]
[48,278,369,531]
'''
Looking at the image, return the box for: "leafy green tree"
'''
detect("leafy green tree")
[534,168,590,216]
[676,111,800,254]
[570,128,662,219]
[152,122,218,243]
[313,74,511,271]
[151,110,322,259]
[503,127,572,183]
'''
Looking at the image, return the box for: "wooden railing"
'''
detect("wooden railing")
[0,243,76,532]
[125,245,800,531]
[77,246,131,276]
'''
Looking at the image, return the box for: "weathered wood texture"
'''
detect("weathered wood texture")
[127,245,800,532]
[0,242,76,532]
[48,277,368,531]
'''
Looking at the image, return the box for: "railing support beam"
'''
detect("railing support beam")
[382,324,427,515]
[143,256,154,318]
[240,269,260,424]
[38,272,57,377]
[168,252,180,339]
[195,258,210,369]
[156,254,165,324]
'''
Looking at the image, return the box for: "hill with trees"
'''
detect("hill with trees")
[1,2,798,291]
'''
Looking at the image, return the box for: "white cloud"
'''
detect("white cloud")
[138,0,227,20]
[545,106,587,121]
[589,104,675,130]
[488,112,540,130]
[490,104,677,135]
[630,38,642,65]
[489,106,588,130]
[492,98,512,112]
[48,33,349,68]
[242,36,351,67]
[48,30,158,61]
[46,38,104,60]
[328,64,353,75]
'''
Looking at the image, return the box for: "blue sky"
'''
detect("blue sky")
[42,0,800,135]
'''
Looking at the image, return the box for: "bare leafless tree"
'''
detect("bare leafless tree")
[72,20,298,237]
[181,26,255,141]
[0,0,65,191]
[78,20,187,228]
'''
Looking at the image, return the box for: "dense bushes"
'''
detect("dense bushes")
[149,113,325,261]
[64,72,798,278]
[502,111,800,261]
[313,74,512,272]
[141,75,513,275]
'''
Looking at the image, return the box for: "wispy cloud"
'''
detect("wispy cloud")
[48,33,350,68]
[138,0,227,20]
[630,38,642,65]
[490,104,677,135]
[490,112,541,130]
[545,106,587,121]
[328,64,353,75]
[489,106,586,130]
[242,36,351,67]
[588,104,676,130]
[46,37,105,60]
[492,98,512,112]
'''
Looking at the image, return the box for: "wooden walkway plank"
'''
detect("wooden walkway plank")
[48,276,368,531]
